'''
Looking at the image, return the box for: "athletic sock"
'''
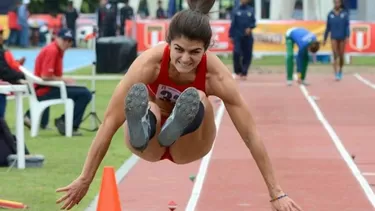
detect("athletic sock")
[147,109,156,140]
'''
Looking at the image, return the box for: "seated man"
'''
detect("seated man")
[24,28,92,136]
[0,25,26,119]
[285,27,320,86]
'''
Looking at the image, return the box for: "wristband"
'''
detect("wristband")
[270,194,288,202]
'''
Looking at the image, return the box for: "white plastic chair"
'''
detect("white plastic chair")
[19,66,74,137]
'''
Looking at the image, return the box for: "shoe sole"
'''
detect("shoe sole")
[125,83,150,152]
[158,87,201,147]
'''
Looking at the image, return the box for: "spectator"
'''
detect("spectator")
[137,0,150,19]
[156,0,166,19]
[24,29,92,136]
[229,0,256,80]
[7,0,21,47]
[17,0,30,48]
[120,0,134,36]
[323,0,350,81]
[64,0,79,47]
[0,26,26,118]
[38,24,49,47]
[97,0,106,37]
[97,0,117,37]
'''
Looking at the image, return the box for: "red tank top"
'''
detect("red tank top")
[147,45,207,103]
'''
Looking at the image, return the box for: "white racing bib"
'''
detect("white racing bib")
[155,85,181,103]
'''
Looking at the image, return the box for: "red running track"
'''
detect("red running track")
[116,75,375,211]
[307,74,375,193]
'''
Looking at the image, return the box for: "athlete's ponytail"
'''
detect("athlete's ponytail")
[166,0,215,50]
[187,0,215,15]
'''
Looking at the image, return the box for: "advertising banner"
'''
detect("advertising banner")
[0,15,8,37]
[126,20,375,54]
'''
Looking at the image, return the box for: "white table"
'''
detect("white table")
[0,84,28,169]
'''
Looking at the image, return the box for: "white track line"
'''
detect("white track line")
[298,84,375,207]
[354,73,375,89]
[185,102,226,211]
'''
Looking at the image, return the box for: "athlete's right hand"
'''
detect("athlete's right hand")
[56,176,91,210]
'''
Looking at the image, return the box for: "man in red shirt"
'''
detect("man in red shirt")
[24,28,92,136]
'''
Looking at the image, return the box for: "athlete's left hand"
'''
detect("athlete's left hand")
[270,195,303,211]
[56,176,91,210]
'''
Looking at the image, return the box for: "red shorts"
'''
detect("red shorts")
[159,116,174,162]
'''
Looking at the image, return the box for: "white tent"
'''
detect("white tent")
[357,0,375,21]
[261,0,333,21]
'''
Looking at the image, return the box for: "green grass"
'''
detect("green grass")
[0,66,127,211]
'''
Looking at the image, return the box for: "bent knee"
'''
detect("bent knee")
[197,90,207,100]
[78,88,93,101]
[86,91,93,101]
[197,90,211,107]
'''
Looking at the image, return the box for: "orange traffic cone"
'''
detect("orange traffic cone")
[97,166,122,211]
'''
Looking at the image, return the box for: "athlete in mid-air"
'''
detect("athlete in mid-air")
[56,1,303,210]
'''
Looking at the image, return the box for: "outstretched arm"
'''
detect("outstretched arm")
[207,53,283,199]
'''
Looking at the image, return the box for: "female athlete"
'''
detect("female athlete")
[56,0,302,210]
[323,0,350,81]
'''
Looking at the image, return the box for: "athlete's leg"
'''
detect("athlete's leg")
[338,40,346,79]
[241,36,254,79]
[124,83,166,162]
[331,39,340,79]
[301,50,309,82]
[285,38,294,84]
[167,90,216,164]
[233,37,243,77]
[296,50,306,83]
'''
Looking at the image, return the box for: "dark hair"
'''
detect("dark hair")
[334,0,346,10]
[166,0,216,50]
[309,41,320,53]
